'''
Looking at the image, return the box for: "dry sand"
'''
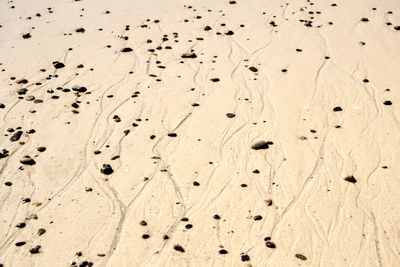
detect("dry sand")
[1,0,400,266]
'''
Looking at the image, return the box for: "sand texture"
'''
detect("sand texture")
[1,0,400,266]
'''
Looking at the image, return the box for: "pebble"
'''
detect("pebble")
[168,133,177,137]
[265,241,276,248]
[383,101,392,105]
[210,78,220,82]
[100,164,114,175]
[22,33,31,39]
[333,106,342,112]
[15,241,26,246]
[53,61,65,69]
[5,181,12,186]
[29,245,41,254]
[213,214,221,220]
[264,199,273,206]
[249,66,258,72]
[38,228,46,236]
[251,141,273,150]
[241,254,250,261]
[295,253,307,260]
[253,215,263,220]
[226,113,236,118]
[0,103,5,108]
[10,130,23,142]
[142,234,150,239]
[173,244,185,253]
[219,249,228,254]
[181,52,197,58]
[20,156,36,165]
[344,175,357,183]
[16,222,26,228]
[121,47,133,52]
[37,147,46,152]
[75,28,85,33]
[139,220,147,226]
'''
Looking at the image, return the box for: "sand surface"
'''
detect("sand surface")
[1,0,400,266]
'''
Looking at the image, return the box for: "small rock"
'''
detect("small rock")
[265,241,276,248]
[181,52,197,58]
[251,141,273,150]
[168,133,177,137]
[383,101,392,105]
[29,245,41,254]
[241,254,250,262]
[254,215,263,221]
[333,106,342,112]
[16,222,26,228]
[10,131,23,142]
[20,156,36,165]
[15,241,26,246]
[121,47,133,52]
[37,147,46,152]
[249,66,258,72]
[344,175,357,183]
[100,164,114,175]
[22,33,31,39]
[226,113,236,118]
[295,253,307,260]
[53,61,65,69]
[173,244,185,253]
[75,28,85,33]
[37,228,46,236]
[264,199,272,206]
[219,249,228,254]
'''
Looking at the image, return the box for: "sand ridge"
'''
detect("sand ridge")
[1,0,400,266]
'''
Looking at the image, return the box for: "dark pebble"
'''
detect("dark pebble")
[254,215,262,221]
[75,28,85,33]
[204,26,212,31]
[38,228,46,236]
[213,214,221,220]
[383,101,392,105]
[29,245,41,254]
[37,147,46,152]
[333,106,342,112]
[185,224,193,229]
[241,254,250,262]
[20,156,36,165]
[219,249,228,254]
[226,30,234,35]
[265,241,276,248]
[181,52,197,58]
[210,78,220,82]
[5,182,12,186]
[168,133,177,137]
[173,244,185,253]
[16,222,26,228]
[121,47,133,52]
[15,241,26,246]
[142,234,150,239]
[251,141,273,150]
[253,169,260,174]
[0,103,5,108]
[295,253,307,260]
[249,66,258,72]
[100,164,114,175]
[10,130,23,142]
[53,61,65,69]
[344,175,357,183]
[226,113,236,118]
[22,33,31,39]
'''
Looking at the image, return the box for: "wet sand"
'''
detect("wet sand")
[1,0,400,266]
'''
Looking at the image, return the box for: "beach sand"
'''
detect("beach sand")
[1,0,400,266]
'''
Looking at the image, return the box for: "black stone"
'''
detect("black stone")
[333,106,342,112]
[173,245,185,253]
[75,28,85,33]
[10,131,23,142]
[226,113,235,118]
[383,101,392,105]
[29,245,41,254]
[295,253,307,260]
[168,133,177,137]
[249,66,258,72]
[16,222,26,228]
[121,47,133,52]
[219,249,228,254]
[15,241,26,246]
[254,215,262,221]
[251,141,273,150]
[265,241,276,248]
[241,254,250,262]
[53,61,65,69]
[213,214,221,220]
[100,164,114,175]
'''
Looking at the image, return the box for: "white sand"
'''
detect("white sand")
[1,0,400,266]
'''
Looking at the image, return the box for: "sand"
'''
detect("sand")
[1,0,400,266]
